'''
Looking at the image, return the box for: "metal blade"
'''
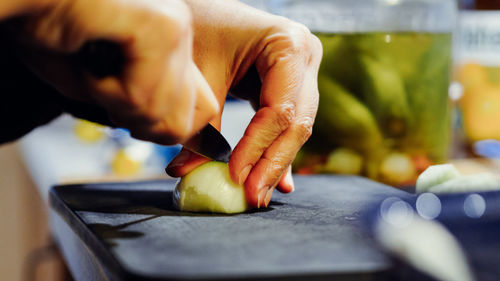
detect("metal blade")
[183,124,232,163]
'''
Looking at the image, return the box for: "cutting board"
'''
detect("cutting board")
[49,175,412,281]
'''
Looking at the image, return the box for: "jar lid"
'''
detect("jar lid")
[264,0,457,33]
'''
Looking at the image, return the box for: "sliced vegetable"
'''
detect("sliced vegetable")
[416,163,500,193]
[429,173,499,194]
[173,161,247,214]
[416,164,460,193]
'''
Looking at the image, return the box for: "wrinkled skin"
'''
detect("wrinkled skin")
[1,0,321,208]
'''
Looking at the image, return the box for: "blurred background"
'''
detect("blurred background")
[3,0,500,280]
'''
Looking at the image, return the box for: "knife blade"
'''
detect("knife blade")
[77,40,232,163]
[183,124,232,163]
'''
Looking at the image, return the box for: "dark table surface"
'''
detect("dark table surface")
[49,175,413,281]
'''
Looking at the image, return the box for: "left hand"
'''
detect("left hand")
[5,0,220,145]
[166,0,322,208]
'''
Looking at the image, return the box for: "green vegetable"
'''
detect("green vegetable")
[311,74,383,153]
[317,33,411,137]
[299,32,452,185]
[356,54,411,137]
[403,34,452,163]
[316,34,359,93]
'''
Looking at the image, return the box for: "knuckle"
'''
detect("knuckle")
[308,33,323,65]
[310,33,323,53]
[293,117,314,143]
[260,152,292,188]
[165,14,191,38]
[269,21,319,66]
[260,155,285,179]
[271,105,296,132]
[283,22,312,52]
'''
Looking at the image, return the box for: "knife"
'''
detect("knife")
[183,124,232,163]
[77,40,232,162]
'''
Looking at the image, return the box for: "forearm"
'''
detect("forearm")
[0,0,54,21]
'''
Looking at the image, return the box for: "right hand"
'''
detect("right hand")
[4,0,219,144]
[165,0,322,208]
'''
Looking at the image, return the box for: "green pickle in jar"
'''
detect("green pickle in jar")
[294,32,452,186]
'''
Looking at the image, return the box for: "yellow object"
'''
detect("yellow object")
[74,119,105,143]
[379,152,417,185]
[457,63,488,89]
[173,162,248,214]
[457,63,500,141]
[461,83,500,141]
[111,149,141,176]
[323,148,363,175]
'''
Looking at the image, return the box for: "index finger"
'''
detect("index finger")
[229,25,321,208]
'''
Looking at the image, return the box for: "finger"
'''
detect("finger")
[145,60,198,141]
[77,0,197,125]
[244,62,319,208]
[276,165,294,193]
[105,66,196,145]
[258,166,293,211]
[229,39,307,204]
[261,166,295,206]
[240,29,321,208]
[186,63,221,135]
[229,44,307,183]
[123,15,195,121]
[89,16,192,124]
[125,63,219,145]
[229,104,296,185]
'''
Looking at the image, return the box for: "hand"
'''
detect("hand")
[166,0,322,208]
[5,0,219,145]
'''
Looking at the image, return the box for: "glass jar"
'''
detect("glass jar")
[265,0,457,186]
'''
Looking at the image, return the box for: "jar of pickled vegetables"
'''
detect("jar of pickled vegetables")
[266,0,457,186]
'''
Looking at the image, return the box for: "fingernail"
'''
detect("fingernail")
[168,151,190,168]
[264,188,274,207]
[238,164,252,185]
[257,187,268,208]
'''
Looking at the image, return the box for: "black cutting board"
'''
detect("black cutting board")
[50,175,412,281]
